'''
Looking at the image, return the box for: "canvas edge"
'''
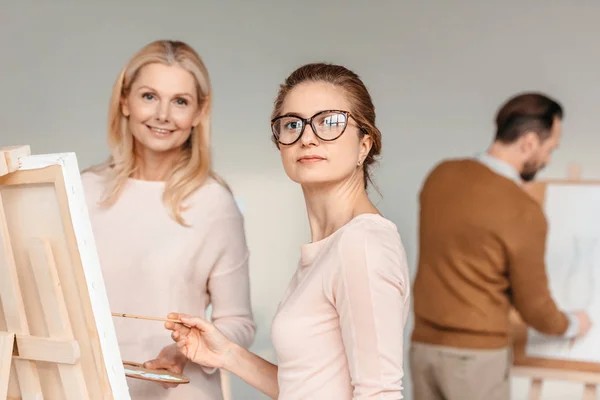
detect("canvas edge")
[20,153,131,399]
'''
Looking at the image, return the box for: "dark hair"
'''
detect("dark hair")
[271,62,381,189]
[494,92,563,143]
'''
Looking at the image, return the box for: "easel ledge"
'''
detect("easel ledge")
[512,366,599,400]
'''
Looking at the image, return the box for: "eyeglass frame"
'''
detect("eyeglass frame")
[270,109,363,145]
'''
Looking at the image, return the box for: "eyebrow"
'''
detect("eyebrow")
[137,85,195,100]
[280,112,301,118]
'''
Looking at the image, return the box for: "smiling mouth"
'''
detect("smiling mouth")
[147,125,174,135]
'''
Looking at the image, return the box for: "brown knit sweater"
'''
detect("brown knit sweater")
[411,159,569,349]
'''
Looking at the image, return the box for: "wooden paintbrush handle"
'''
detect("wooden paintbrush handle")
[111,312,182,324]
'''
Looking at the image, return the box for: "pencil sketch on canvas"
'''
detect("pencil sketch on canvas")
[525,184,600,363]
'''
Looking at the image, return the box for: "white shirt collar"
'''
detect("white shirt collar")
[475,152,522,185]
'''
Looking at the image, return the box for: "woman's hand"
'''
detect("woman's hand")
[143,344,187,389]
[166,313,280,399]
[165,313,235,370]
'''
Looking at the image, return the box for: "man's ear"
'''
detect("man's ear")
[519,131,540,155]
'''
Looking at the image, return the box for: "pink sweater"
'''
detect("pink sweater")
[81,171,256,399]
[271,214,410,399]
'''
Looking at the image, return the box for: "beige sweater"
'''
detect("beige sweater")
[82,171,255,399]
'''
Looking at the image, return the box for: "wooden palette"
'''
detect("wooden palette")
[123,361,189,384]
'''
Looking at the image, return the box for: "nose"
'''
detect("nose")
[299,123,318,147]
[155,100,170,123]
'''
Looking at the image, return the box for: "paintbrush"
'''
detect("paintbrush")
[112,312,183,324]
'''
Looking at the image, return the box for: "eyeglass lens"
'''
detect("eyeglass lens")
[273,111,348,144]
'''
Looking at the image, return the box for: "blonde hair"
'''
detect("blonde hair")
[90,40,228,226]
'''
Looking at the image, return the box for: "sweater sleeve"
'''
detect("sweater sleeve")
[205,213,256,349]
[507,204,569,335]
[330,227,409,399]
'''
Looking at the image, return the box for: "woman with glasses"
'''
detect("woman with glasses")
[165,62,410,399]
[81,40,256,399]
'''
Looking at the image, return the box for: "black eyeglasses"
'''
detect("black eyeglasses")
[271,110,356,145]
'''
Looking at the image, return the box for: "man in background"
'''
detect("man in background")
[409,92,592,400]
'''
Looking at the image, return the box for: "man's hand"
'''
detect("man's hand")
[568,311,592,349]
[574,311,592,338]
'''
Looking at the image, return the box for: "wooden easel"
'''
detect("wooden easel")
[0,238,89,399]
[513,366,600,400]
[0,146,88,398]
[511,162,600,400]
[0,146,130,399]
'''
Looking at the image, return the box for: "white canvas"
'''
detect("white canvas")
[18,152,131,399]
[525,183,600,363]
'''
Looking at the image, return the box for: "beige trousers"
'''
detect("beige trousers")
[409,342,511,400]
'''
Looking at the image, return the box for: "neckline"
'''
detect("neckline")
[126,177,166,186]
[299,213,392,267]
[85,170,166,187]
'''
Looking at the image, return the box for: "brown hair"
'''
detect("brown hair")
[271,62,382,189]
[495,92,563,143]
[87,39,228,226]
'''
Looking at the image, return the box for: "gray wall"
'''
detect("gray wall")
[3,1,600,398]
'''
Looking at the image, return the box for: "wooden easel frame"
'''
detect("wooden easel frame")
[512,366,600,400]
[510,163,600,400]
[0,146,130,399]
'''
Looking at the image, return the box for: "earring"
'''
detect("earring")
[357,160,362,167]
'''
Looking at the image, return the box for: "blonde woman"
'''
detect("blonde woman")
[81,40,256,399]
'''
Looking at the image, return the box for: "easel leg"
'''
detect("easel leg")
[221,370,232,400]
[0,193,42,398]
[0,332,15,400]
[582,383,596,400]
[528,378,543,400]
